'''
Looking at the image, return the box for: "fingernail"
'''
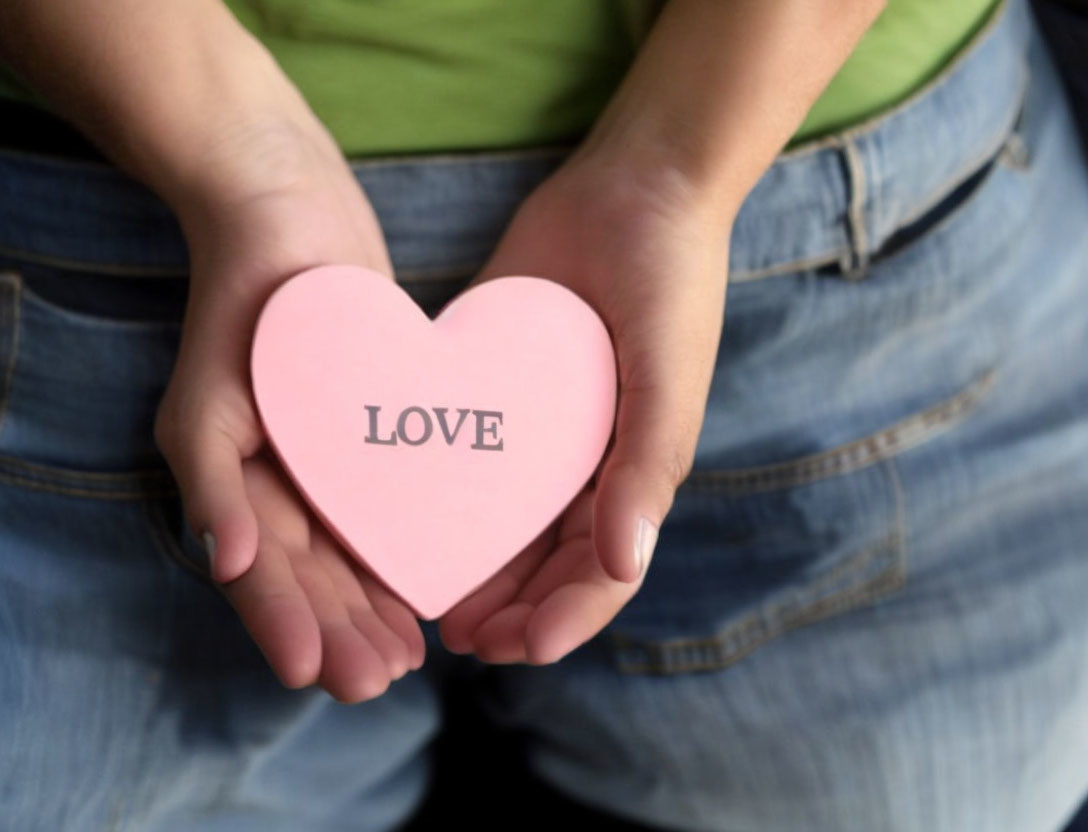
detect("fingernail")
[635,515,658,579]
[201,529,217,570]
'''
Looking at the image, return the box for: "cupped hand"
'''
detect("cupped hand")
[153,119,425,701]
[225,446,425,701]
[438,151,735,665]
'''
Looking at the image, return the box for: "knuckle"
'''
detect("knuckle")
[662,445,696,489]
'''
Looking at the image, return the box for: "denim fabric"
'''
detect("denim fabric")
[2,0,1088,829]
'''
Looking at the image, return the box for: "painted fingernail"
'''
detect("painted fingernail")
[201,529,217,570]
[635,515,658,579]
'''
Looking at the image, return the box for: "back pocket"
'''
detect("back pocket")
[604,368,995,675]
[0,265,183,485]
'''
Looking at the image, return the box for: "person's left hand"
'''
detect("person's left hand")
[437,149,735,665]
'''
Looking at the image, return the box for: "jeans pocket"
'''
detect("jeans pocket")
[604,368,996,676]
[144,492,215,586]
[0,267,181,488]
[0,257,189,329]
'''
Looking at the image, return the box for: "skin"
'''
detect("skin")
[0,0,885,701]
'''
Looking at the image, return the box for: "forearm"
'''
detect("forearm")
[0,0,339,218]
[576,0,886,217]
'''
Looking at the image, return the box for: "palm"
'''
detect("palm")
[152,163,427,701]
[218,443,426,702]
[435,156,729,665]
[438,484,647,665]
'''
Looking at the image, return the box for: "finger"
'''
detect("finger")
[497,529,588,610]
[523,573,643,665]
[592,325,715,584]
[291,553,392,704]
[165,422,260,585]
[219,520,322,690]
[346,603,414,680]
[311,531,415,680]
[352,565,427,671]
[316,619,391,704]
[437,523,556,654]
[469,602,535,664]
[462,529,588,663]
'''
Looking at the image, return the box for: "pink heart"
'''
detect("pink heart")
[249,265,617,620]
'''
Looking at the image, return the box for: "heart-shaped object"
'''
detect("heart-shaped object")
[250,264,617,620]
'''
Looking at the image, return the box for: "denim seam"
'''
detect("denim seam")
[346,143,576,170]
[777,0,1010,162]
[887,454,909,604]
[999,130,1031,170]
[0,244,486,287]
[15,275,184,332]
[0,270,21,439]
[728,83,1026,287]
[870,135,1026,276]
[682,366,997,495]
[875,58,1031,249]
[143,497,216,586]
[0,450,178,498]
[0,246,191,278]
[0,469,177,499]
[609,528,906,675]
[611,455,909,675]
[841,138,871,279]
[0,141,576,177]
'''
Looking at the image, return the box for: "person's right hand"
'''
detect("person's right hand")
[153,117,425,703]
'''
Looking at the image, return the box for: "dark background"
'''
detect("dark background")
[398,672,1088,831]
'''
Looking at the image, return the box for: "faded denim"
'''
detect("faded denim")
[1,0,1088,829]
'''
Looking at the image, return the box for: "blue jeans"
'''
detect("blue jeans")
[2,0,1088,829]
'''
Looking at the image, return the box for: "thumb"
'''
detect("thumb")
[155,414,260,584]
[591,346,710,585]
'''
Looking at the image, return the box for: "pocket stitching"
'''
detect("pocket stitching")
[0,451,178,499]
[610,458,908,676]
[13,266,184,332]
[610,539,904,675]
[681,366,996,495]
[0,268,179,498]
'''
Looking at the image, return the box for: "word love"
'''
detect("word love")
[250,265,617,619]
[364,404,504,451]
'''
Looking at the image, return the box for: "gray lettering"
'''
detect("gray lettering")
[432,407,471,446]
[471,409,504,451]
[397,406,433,446]
[364,405,397,445]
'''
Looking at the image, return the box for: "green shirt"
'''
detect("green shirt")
[0,0,1001,159]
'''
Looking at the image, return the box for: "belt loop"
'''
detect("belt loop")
[838,136,871,280]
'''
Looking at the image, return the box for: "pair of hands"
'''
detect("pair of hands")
[153,122,732,704]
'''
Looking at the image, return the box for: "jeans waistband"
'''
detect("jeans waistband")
[0,0,1026,285]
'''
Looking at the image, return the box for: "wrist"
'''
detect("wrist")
[16,0,348,225]
[564,0,887,232]
[137,49,346,224]
[162,109,349,232]
[565,127,742,230]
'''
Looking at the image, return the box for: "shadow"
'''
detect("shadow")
[398,671,1088,831]
[397,670,660,831]
[1069,796,1088,832]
